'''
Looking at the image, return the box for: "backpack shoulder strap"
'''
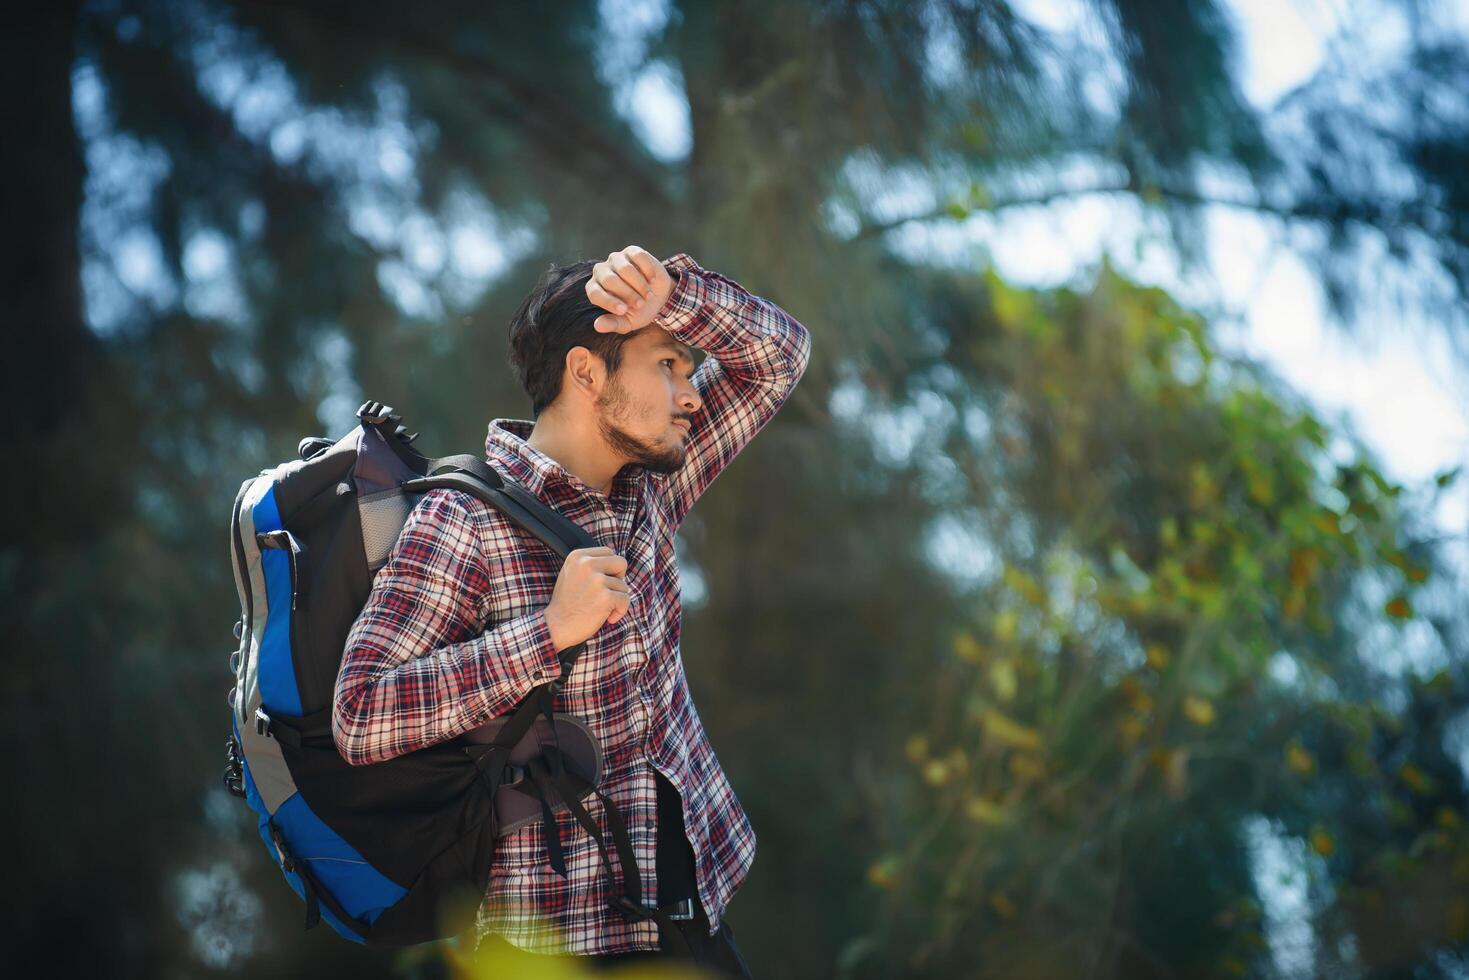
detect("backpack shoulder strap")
[405,454,600,559]
[400,454,600,674]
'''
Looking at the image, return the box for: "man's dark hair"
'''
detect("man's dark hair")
[507,259,635,418]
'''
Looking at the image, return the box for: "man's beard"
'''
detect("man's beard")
[595,371,686,475]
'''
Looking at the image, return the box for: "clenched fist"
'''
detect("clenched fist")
[544,546,631,653]
[584,245,676,334]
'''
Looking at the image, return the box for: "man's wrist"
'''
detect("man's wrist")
[544,607,569,653]
[652,255,706,334]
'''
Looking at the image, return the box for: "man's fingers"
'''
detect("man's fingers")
[625,247,663,286]
[586,279,634,316]
[609,252,652,298]
[584,280,618,310]
[593,312,632,333]
[591,554,629,575]
[585,246,671,331]
[595,267,643,309]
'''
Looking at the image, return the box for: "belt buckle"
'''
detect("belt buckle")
[664,897,696,921]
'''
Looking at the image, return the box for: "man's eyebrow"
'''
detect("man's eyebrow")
[654,340,696,366]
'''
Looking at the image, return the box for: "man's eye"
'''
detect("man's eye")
[662,359,675,368]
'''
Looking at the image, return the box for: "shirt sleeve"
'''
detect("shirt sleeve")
[651,252,813,529]
[332,487,564,766]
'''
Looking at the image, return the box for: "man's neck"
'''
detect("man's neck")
[525,413,621,497]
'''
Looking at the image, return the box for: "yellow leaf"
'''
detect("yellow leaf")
[1145,643,1171,669]
[904,734,929,764]
[1160,517,1178,548]
[1183,695,1216,727]
[923,759,951,787]
[991,282,1030,332]
[953,631,986,664]
[1289,548,1319,587]
[1285,742,1316,776]
[1399,761,1433,794]
[1008,754,1045,781]
[1002,565,1046,606]
[1310,827,1335,857]
[988,891,1017,919]
[1189,462,1218,509]
[1385,595,1414,619]
[994,609,1019,643]
[989,659,1019,702]
[867,856,900,890]
[459,937,590,979]
[964,796,1008,826]
[982,709,1041,751]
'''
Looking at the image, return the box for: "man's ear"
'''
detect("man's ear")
[564,346,603,398]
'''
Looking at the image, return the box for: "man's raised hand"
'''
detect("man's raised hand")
[585,245,675,334]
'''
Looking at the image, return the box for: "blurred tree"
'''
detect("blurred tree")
[4,0,1466,977]
[850,261,1468,978]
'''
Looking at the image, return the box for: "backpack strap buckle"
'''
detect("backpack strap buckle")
[254,706,303,748]
[355,400,401,426]
[269,822,296,873]
[663,897,696,921]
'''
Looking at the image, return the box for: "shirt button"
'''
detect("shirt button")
[532,669,544,679]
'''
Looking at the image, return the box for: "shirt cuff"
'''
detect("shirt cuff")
[652,252,711,336]
[474,606,564,711]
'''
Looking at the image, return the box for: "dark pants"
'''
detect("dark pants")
[584,900,754,978]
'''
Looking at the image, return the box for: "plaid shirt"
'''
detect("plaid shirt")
[333,252,812,955]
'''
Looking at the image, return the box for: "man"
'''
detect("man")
[332,245,812,975]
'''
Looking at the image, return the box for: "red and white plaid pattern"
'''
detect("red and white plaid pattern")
[333,252,812,954]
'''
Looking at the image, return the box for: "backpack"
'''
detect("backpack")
[223,400,676,946]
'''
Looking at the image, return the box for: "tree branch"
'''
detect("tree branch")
[235,0,676,208]
[851,173,1451,248]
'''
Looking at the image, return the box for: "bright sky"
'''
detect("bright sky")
[1001,0,1469,544]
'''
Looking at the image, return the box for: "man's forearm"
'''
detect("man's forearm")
[654,252,812,399]
[650,253,813,525]
[333,604,562,766]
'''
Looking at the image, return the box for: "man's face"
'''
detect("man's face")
[594,327,700,475]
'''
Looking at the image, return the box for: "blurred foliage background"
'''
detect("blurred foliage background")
[6,0,1469,977]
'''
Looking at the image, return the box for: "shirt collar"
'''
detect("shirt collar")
[484,417,643,506]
